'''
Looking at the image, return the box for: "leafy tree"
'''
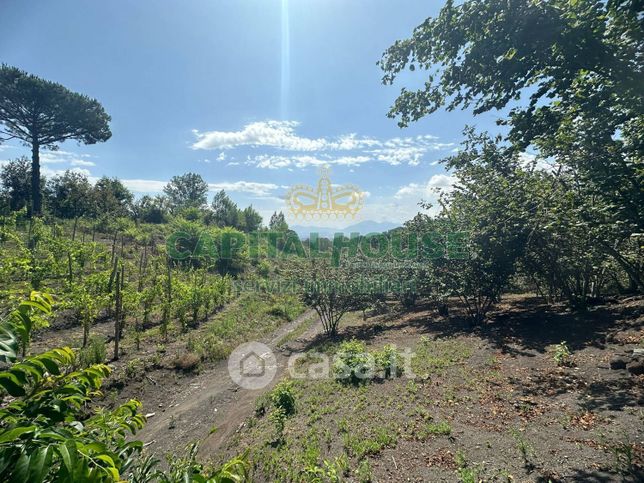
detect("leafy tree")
[241,205,262,232]
[92,177,133,218]
[290,258,367,336]
[0,156,33,212]
[381,0,643,293]
[132,195,168,224]
[6,291,53,357]
[210,190,241,228]
[163,172,208,213]
[269,211,289,232]
[44,170,93,219]
[0,65,111,215]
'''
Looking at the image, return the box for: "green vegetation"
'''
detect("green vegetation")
[0,295,249,482]
[0,0,642,480]
[333,339,404,384]
[553,341,573,367]
[0,65,112,215]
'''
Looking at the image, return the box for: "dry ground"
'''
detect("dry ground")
[215,295,643,482]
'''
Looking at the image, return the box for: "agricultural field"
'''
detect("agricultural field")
[1,0,642,482]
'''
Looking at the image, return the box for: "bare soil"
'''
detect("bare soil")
[217,295,644,482]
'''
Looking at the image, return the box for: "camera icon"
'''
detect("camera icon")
[228,341,277,390]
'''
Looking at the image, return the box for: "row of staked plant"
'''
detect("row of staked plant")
[0,212,241,361]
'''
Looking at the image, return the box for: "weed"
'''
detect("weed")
[510,428,534,465]
[76,336,106,368]
[374,344,403,378]
[419,421,452,439]
[333,339,372,383]
[255,392,271,417]
[553,341,572,366]
[269,406,287,444]
[356,459,372,482]
[406,380,418,395]
[607,440,636,475]
[455,451,478,483]
[374,426,397,447]
[125,358,144,379]
[270,380,296,416]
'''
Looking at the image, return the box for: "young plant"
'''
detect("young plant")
[553,341,572,367]
[333,339,373,384]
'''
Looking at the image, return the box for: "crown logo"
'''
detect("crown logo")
[285,166,364,220]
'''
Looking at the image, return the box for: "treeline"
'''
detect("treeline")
[376,0,643,317]
[0,158,282,231]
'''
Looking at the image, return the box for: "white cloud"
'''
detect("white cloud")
[119,178,280,197]
[370,146,426,166]
[208,181,279,197]
[191,120,439,160]
[119,179,165,193]
[38,150,97,169]
[395,174,457,199]
[70,159,96,167]
[41,166,92,178]
[192,120,331,151]
[428,173,457,190]
[253,154,371,169]
[195,121,456,169]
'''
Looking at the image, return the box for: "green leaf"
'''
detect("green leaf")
[10,451,29,483]
[27,447,52,483]
[0,324,19,364]
[0,426,36,444]
[57,440,78,481]
[0,372,26,396]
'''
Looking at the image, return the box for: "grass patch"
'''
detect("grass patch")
[195,292,305,361]
[418,420,452,439]
[412,336,473,377]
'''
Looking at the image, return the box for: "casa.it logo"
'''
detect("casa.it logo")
[227,342,277,390]
[285,165,364,221]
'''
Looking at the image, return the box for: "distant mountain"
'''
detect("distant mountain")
[291,220,400,239]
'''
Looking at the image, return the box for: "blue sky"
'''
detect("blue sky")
[0,0,503,226]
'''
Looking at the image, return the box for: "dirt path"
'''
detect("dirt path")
[136,309,321,459]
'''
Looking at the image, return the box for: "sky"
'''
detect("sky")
[0,0,504,227]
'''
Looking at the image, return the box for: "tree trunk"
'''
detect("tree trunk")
[31,140,42,216]
[114,269,121,361]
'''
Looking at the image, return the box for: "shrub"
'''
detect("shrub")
[553,341,572,367]
[270,380,296,416]
[374,344,403,378]
[196,333,228,361]
[257,259,271,277]
[269,406,287,443]
[333,339,373,383]
[255,392,272,416]
[77,335,106,368]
